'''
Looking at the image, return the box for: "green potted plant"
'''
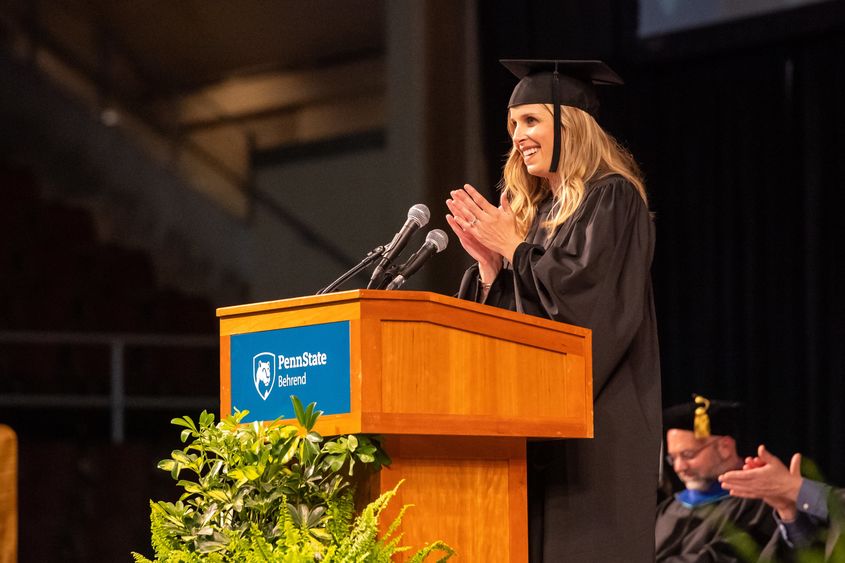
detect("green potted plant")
[133,397,453,562]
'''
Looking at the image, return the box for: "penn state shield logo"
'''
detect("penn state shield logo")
[253,352,276,401]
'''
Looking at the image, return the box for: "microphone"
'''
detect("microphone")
[367,204,430,288]
[385,229,449,290]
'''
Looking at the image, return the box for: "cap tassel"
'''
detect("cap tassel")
[549,65,561,174]
[693,394,711,439]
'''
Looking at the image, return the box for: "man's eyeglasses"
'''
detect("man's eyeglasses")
[665,439,718,466]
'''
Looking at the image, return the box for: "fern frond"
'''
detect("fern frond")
[379,502,413,546]
[406,540,456,562]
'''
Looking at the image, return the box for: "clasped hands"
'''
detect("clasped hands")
[445,184,523,284]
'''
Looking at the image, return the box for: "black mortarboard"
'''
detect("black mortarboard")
[663,394,744,439]
[499,59,624,173]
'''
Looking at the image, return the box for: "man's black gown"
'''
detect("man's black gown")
[458,174,662,562]
[655,495,776,561]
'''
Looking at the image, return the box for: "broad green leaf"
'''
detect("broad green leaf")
[310,527,332,541]
[307,407,323,430]
[209,460,224,478]
[171,450,195,466]
[306,431,323,444]
[198,504,218,527]
[306,505,326,527]
[291,396,307,427]
[170,416,197,431]
[304,402,315,425]
[199,410,215,428]
[325,455,344,473]
[305,440,320,458]
[207,490,229,503]
[176,481,203,495]
[196,539,227,553]
[356,441,376,455]
[323,442,346,454]
[158,459,176,472]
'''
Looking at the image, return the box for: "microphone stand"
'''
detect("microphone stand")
[316,245,387,295]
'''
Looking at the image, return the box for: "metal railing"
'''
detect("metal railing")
[0,330,218,443]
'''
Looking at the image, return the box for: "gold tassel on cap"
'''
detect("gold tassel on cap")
[693,394,711,439]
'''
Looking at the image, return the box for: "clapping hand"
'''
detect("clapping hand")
[719,445,803,521]
[446,184,522,283]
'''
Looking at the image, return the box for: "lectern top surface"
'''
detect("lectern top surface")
[216,290,589,336]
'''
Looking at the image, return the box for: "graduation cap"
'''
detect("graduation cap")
[663,394,744,439]
[500,59,624,173]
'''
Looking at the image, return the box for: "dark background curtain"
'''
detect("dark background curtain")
[477,0,845,484]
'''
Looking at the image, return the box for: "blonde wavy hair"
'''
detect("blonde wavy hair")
[502,104,647,237]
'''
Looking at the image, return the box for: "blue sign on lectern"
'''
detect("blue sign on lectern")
[230,321,351,423]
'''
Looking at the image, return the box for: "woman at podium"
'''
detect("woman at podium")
[446,59,661,562]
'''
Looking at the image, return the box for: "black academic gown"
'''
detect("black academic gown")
[457,174,662,562]
[655,495,777,562]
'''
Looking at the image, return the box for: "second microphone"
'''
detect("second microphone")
[385,229,449,290]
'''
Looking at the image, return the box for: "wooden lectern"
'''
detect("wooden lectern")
[217,290,592,562]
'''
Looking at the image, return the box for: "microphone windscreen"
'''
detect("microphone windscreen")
[408,204,431,227]
[425,229,448,252]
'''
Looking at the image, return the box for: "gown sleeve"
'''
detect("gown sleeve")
[456,260,515,305]
[506,177,654,396]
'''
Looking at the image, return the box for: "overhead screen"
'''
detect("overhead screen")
[638,0,831,37]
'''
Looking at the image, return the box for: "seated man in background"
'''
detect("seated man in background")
[656,395,777,562]
[719,445,844,561]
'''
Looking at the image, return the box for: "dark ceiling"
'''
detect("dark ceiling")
[74,0,386,93]
[0,0,388,209]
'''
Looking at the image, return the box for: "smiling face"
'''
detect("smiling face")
[666,429,741,491]
[509,104,559,179]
